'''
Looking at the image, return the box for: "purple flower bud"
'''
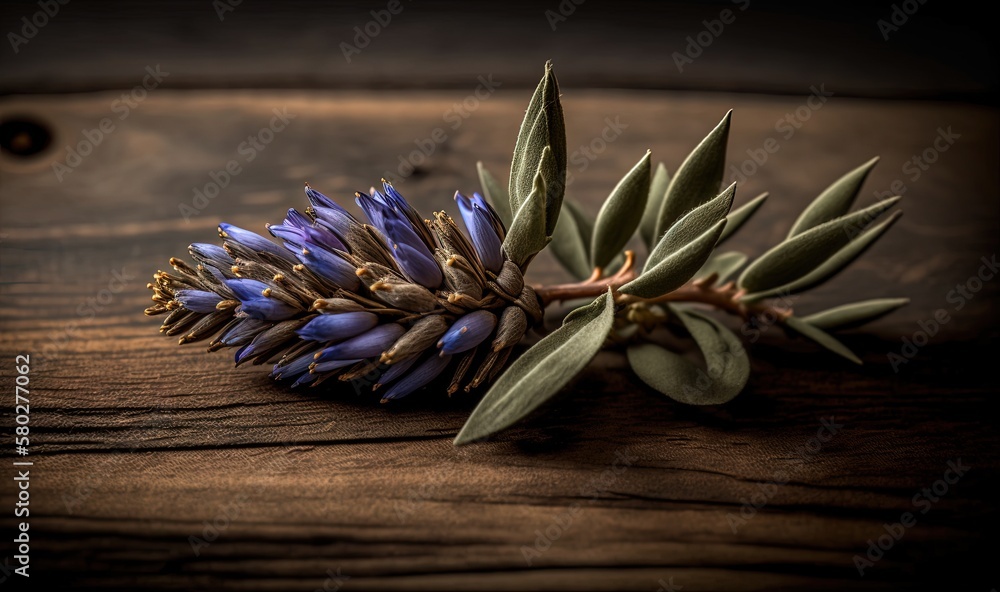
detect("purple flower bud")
[218,223,293,261]
[175,289,223,314]
[271,352,316,380]
[357,190,442,288]
[455,192,504,273]
[296,247,361,291]
[391,240,444,288]
[217,318,269,347]
[314,323,405,362]
[188,243,233,267]
[311,358,363,374]
[225,278,299,321]
[297,312,378,342]
[374,354,419,388]
[381,354,453,401]
[437,310,497,355]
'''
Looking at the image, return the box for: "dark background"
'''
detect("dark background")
[1,0,996,99]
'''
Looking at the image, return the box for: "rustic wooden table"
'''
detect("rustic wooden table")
[1,89,997,590]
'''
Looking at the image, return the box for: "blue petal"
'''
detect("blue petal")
[271,352,317,380]
[391,240,443,288]
[314,323,405,362]
[225,278,268,301]
[240,298,299,321]
[311,358,363,374]
[438,310,497,355]
[374,354,419,388]
[175,289,223,313]
[381,354,453,401]
[455,192,504,273]
[297,312,378,342]
[219,223,293,260]
[218,318,269,346]
[296,247,361,290]
[224,279,298,321]
[189,243,233,266]
[312,207,356,238]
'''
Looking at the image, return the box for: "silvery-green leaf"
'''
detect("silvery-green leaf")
[741,210,902,302]
[620,219,726,299]
[738,196,901,293]
[696,251,747,283]
[646,182,735,271]
[627,308,749,405]
[788,157,879,237]
[454,290,615,445]
[782,316,861,364]
[477,161,512,226]
[592,150,652,270]
[549,198,593,280]
[503,148,551,269]
[719,192,767,244]
[640,162,670,249]
[800,298,910,331]
[509,61,566,233]
[653,110,731,241]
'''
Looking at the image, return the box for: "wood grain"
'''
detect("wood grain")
[0,90,997,590]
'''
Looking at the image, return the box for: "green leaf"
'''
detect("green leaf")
[788,157,879,237]
[627,308,749,405]
[454,290,615,445]
[646,182,735,271]
[477,161,512,227]
[738,197,901,293]
[696,250,747,283]
[741,210,903,302]
[800,298,910,331]
[782,316,861,364]
[719,192,767,244]
[640,162,670,249]
[620,219,726,299]
[653,110,731,242]
[502,148,552,269]
[591,150,652,270]
[509,61,566,236]
[549,198,593,280]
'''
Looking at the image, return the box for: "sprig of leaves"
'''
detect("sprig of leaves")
[458,63,907,444]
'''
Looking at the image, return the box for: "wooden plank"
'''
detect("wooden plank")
[0,90,997,589]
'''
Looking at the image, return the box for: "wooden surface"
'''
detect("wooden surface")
[0,89,998,590]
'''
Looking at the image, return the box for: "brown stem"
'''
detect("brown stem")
[535,252,792,323]
[535,251,637,307]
